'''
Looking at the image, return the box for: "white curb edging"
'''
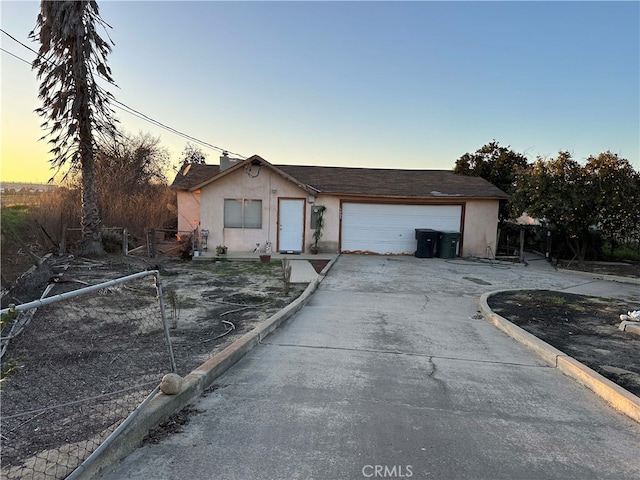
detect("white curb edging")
[479,290,640,424]
[619,321,640,336]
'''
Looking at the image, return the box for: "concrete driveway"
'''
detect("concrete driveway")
[101,255,640,480]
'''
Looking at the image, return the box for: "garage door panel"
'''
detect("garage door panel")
[341,203,461,254]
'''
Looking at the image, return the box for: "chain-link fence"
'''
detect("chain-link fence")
[0,271,175,480]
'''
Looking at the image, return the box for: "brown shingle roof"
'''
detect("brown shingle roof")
[170,163,220,190]
[170,158,508,199]
[275,165,508,199]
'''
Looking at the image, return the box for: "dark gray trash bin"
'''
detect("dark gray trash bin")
[437,231,460,259]
[415,229,438,258]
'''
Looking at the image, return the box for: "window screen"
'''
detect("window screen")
[224,199,262,229]
[243,200,262,229]
[224,199,243,228]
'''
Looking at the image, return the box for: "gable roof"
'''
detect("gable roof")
[171,163,220,190]
[180,155,320,195]
[171,155,508,200]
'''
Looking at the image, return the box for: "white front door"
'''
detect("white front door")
[278,199,305,253]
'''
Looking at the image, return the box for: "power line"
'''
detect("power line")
[0,29,246,158]
[110,99,245,157]
[1,47,31,65]
[0,28,39,56]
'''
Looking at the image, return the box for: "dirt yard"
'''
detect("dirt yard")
[0,253,311,478]
[4,254,308,375]
[557,260,640,279]
[488,290,640,397]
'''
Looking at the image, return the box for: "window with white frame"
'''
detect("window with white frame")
[224,199,262,229]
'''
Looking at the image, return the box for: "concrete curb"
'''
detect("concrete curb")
[557,267,640,285]
[84,255,341,480]
[479,290,640,424]
[619,321,640,336]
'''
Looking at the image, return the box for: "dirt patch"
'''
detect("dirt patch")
[4,255,305,374]
[308,259,330,274]
[141,383,225,446]
[1,254,305,476]
[488,290,640,396]
[557,260,640,279]
[141,405,203,445]
[157,259,305,374]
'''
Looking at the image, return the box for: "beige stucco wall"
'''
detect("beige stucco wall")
[461,199,500,258]
[310,195,341,252]
[176,190,201,237]
[198,167,340,253]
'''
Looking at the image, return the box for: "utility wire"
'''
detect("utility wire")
[0,28,38,56]
[1,47,31,65]
[110,99,245,157]
[1,28,246,158]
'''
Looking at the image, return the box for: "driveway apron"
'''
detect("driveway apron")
[101,255,640,480]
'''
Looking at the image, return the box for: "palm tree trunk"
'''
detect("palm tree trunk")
[80,153,104,255]
[75,51,104,256]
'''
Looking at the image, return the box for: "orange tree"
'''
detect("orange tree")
[511,151,639,264]
[454,141,529,222]
[585,152,640,257]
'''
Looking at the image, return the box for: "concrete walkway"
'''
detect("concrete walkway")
[288,260,321,284]
[101,255,640,480]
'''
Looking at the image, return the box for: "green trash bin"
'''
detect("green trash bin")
[437,231,460,259]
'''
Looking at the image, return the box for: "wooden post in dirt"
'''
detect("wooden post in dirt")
[59,224,67,255]
[519,227,525,263]
[150,229,157,258]
[122,228,128,255]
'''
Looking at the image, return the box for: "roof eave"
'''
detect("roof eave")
[188,158,253,192]
[189,155,318,195]
[316,192,509,201]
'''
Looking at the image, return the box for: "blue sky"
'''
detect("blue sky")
[2,1,639,182]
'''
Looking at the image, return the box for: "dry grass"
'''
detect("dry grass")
[31,184,176,248]
[1,184,177,286]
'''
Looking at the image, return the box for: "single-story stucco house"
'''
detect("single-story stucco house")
[170,154,508,258]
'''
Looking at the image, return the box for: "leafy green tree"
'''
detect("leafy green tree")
[30,0,117,255]
[454,141,529,221]
[584,152,640,256]
[511,152,599,264]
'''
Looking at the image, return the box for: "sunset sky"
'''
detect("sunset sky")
[1,1,639,183]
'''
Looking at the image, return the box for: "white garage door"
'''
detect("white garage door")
[341,203,462,254]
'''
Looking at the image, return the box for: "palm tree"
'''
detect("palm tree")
[30,0,117,255]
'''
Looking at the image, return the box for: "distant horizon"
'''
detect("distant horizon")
[1,180,58,185]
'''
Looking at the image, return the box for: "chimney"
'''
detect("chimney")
[220,152,242,171]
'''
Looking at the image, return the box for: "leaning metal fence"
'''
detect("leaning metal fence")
[0,271,176,480]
